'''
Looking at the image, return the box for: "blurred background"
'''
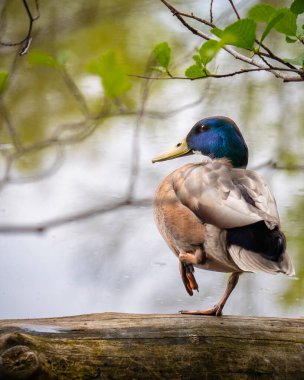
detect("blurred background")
[0,0,303,319]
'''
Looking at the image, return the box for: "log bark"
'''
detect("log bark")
[0,313,303,380]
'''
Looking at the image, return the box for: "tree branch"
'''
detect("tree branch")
[60,66,91,119]
[228,0,241,20]
[130,67,301,81]
[0,198,152,234]
[0,0,40,55]
[0,154,302,234]
[126,57,154,199]
[159,0,304,83]
[0,100,24,152]
[210,0,214,24]
[258,47,298,71]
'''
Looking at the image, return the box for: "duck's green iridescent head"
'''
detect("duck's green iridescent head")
[152,116,248,168]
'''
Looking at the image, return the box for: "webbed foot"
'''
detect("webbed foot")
[179,260,199,296]
[180,305,222,316]
[179,272,241,317]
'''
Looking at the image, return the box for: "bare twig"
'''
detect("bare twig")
[0,0,9,37]
[210,0,214,24]
[127,57,154,199]
[4,147,65,185]
[0,154,13,191]
[256,52,273,69]
[0,100,24,152]
[0,0,40,55]
[60,67,91,119]
[160,0,211,41]
[228,0,240,20]
[257,42,297,71]
[19,0,40,55]
[173,9,215,28]
[103,95,206,120]
[0,198,152,234]
[144,94,205,118]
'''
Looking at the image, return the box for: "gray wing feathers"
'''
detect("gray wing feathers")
[172,161,279,229]
[232,169,280,226]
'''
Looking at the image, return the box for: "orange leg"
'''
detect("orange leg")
[178,249,205,296]
[179,260,198,296]
[180,272,241,316]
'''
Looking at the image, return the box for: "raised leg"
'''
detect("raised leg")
[179,260,198,296]
[180,272,241,316]
[178,248,205,296]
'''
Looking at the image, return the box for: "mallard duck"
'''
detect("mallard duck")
[152,116,294,316]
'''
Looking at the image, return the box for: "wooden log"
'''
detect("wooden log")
[0,313,303,380]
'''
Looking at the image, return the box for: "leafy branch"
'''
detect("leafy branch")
[147,0,304,82]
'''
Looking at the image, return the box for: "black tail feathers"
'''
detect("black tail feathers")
[227,221,286,262]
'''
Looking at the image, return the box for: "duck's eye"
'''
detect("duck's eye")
[201,125,210,132]
[176,142,181,147]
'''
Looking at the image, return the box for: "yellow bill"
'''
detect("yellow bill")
[152,138,191,163]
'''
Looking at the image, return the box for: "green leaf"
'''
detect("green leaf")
[248,4,275,23]
[185,64,206,79]
[290,0,304,15]
[28,51,58,68]
[192,54,202,66]
[152,42,171,69]
[260,12,285,43]
[199,40,221,65]
[57,51,70,65]
[87,51,131,97]
[274,8,297,36]
[249,5,297,40]
[259,8,298,42]
[151,66,167,73]
[211,28,223,38]
[286,36,297,43]
[219,19,256,49]
[285,52,304,67]
[0,71,9,94]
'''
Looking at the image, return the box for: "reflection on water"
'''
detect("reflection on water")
[0,1,303,319]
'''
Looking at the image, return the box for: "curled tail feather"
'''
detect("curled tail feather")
[228,245,295,276]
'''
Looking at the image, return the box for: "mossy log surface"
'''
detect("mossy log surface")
[0,312,303,380]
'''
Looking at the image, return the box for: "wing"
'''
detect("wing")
[231,168,280,224]
[171,160,279,229]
